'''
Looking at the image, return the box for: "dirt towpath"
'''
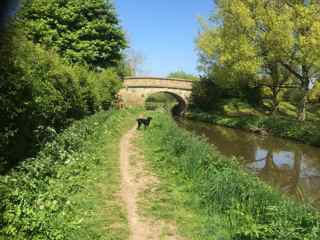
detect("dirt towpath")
[119,127,184,240]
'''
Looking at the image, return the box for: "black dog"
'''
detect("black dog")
[136,117,152,130]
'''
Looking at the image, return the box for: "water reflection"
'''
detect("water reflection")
[178,119,320,207]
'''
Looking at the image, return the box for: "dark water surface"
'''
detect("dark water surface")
[177,118,320,207]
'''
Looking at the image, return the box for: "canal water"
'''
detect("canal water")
[177,118,320,207]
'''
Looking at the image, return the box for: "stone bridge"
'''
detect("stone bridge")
[118,77,193,110]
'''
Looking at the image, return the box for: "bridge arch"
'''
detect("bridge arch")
[145,90,187,115]
[118,77,193,113]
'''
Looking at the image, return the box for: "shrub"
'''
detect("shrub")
[190,77,222,111]
[0,29,122,172]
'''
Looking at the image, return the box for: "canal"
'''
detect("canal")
[177,118,320,207]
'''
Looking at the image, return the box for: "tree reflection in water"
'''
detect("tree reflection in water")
[177,119,320,207]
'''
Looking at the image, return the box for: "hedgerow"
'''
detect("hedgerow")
[0,30,122,172]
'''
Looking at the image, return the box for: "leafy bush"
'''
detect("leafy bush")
[190,72,262,112]
[190,77,222,111]
[142,112,320,239]
[0,30,122,172]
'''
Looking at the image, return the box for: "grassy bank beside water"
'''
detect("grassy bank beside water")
[186,111,320,147]
[139,111,320,240]
[0,109,139,240]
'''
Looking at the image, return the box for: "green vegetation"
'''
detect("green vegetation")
[19,0,127,70]
[0,30,122,172]
[0,0,127,172]
[196,0,320,121]
[1,1,132,238]
[186,110,320,147]
[139,111,320,240]
[167,70,199,81]
[145,92,178,111]
[188,97,320,146]
[1,0,320,239]
[0,109,140,240]
[191,1,320,142]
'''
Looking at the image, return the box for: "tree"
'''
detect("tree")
[123,48,145,76]
[276,1,320,120]
[260,62,292,114]
[309,82,320,104]
[197,0,320,120]
[19,0,127,69]
[167,70,199,81]
[0,25,122,172]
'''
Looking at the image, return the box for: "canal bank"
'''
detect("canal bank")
[139,111,320,240]
[185,111,320,147]
[177,118,320,207]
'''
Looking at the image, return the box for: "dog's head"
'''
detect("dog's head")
[147,117,152,121]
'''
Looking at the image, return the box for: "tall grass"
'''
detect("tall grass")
[141,111,320,239]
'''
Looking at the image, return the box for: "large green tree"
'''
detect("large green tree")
[20,0,127,69]
[198,0,320,120]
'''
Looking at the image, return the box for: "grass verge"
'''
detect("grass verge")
[0,108,140,240]
[138,111,320,240]
[186,111,320,147]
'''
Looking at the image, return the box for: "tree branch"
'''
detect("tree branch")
[279,61,303,81]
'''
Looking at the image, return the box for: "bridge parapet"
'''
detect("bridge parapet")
[124,77,193,91]
[119,76,193,110]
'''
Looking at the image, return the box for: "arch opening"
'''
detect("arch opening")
[145,91,187,116]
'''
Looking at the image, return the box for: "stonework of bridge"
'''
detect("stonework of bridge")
[118,77,193,108]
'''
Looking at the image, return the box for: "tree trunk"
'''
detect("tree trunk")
[297,92,307,121]
[297,66,310,121]
[268,62,281,116]
[270,88,280,115]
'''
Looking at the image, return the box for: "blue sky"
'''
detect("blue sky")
[114,0,214,77]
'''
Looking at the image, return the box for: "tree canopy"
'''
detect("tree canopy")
[167,70,199,81]
[197,0,320,120]
[0,0,126,171]
[20,0,127,69]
